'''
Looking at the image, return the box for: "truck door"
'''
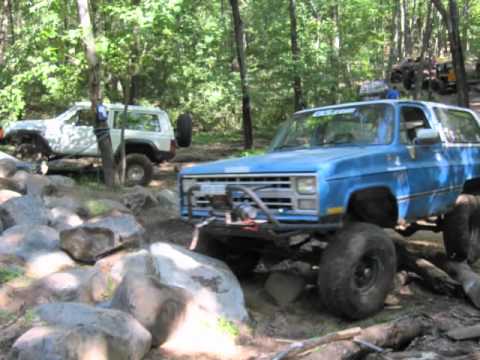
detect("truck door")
[434,107,480,197]
[398,104,448,220]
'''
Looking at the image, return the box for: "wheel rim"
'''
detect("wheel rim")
[353,253,380,291]
[126,164,145,183]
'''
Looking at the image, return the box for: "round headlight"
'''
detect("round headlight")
[296,177,316,194]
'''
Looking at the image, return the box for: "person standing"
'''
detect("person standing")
[386,86,400,99]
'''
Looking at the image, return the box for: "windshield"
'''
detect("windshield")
[270,103,395,151]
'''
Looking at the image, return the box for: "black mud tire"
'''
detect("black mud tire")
[443,194,480,263]
[317,222,396,320]
[195,231,260,277]
[123,153,154,186]
[13,142,45,162]
[176,113,192,148]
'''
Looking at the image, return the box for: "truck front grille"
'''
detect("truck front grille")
[182,174,316,215]
[195,176,291,189]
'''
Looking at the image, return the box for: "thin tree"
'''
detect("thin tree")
[386,0,400,81]
[414,2,433,100]
[431,0,469,107]
[76,0,116,186]
[289,0,304,111]
[229,0,253,150]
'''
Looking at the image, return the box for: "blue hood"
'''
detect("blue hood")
[181,146,386,176]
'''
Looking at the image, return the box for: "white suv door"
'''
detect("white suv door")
[57,107,99,155]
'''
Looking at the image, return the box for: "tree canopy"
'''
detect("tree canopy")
[1,0,479,144]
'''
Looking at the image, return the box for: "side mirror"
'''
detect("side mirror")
[415,128,440,145]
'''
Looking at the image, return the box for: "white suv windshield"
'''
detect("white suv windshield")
[271,103,395,151]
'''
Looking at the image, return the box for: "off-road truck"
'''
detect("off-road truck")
[3,102,192,185]
[179,100,480,319]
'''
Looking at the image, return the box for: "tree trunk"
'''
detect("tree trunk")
[128,74,139,105]
[403,0,412,56]
[398,0,404,59]
[395,239,463,297]
[289,0,304,111]
[0,0,7,65]
[448,0,469,107]
[431,0,469,107]
[229,0,253,149]
[300,316,431,360]
[386,0,400,81]
[76,0,116,187]
[414,2,433,100]
[462,0,470,53]
[5,0,14,44]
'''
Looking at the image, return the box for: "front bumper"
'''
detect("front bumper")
[184,184,341,234]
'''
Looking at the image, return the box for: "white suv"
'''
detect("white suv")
[3,102,192,185]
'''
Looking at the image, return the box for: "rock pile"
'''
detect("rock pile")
[0,159,248,360]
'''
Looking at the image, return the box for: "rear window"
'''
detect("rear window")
[434,108,480,143]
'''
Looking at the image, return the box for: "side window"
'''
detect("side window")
[434,108,480,143]
[399,106,431,144]
[76,109,96,126]
[65,109,97,127]
[113,112,160,132]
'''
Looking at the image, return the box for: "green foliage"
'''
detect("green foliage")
[216,317,240,338]
[0,0,478,137]
[0,266,24,284]
[235,148,266,158]
[83,199,111,216]
[193,131,242,145]
[0,309,15,323]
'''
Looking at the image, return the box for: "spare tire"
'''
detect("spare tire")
[176,113,192,148]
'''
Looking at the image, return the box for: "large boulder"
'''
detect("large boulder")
[0,195,49,229]
[60,213,145,263]
[149,242,249,322]
[24,250,76,278]
[95,249,157,284]
[0,158,17,178]
[122,186,159,214]
[30,302,152,359]
[0,225,60,258]
[0,177,24,193]
[90,250,158,302]
[28,268,95,304]
[157,189,179,212]
[48,207,84,231]
[0,224,75,278]
[47,175,76,189]
[110,273,191,346]
[44,195,88,218]
[24,174,57,197]
[0,189,21,205]
[1,267,95,314]
[10,325,134,360]
[4,267,94,313]
[82,198,131,217]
